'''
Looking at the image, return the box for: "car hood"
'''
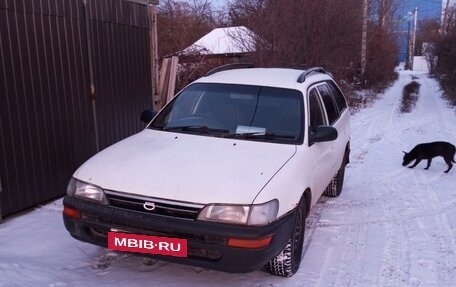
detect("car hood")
[74,129,296,204]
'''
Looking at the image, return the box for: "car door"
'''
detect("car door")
[317,82,348,174]
[307,87,335,196]
[326,80,350,166]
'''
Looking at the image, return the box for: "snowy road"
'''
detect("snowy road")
[1,68,456,287]
[298,69,456,287]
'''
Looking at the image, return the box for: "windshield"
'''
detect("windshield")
[150,83,304,144]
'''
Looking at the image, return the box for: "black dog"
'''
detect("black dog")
[402,141,456,173]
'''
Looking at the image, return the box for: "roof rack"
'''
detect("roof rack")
[296,67,328,83]
[205,63,255,76]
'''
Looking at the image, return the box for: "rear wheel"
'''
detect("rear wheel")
[323,162,345,197]
[265,198,306,277]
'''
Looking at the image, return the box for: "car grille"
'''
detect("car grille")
[105,191,203,220]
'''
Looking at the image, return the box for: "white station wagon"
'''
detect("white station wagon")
[63,65,350,277]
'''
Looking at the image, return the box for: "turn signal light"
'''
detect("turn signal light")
[227,236,273,249]
[63,206,81,219]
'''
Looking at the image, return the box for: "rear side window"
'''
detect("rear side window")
[308,89,326,133]
[327,81,347,113]
[317,84,339,125]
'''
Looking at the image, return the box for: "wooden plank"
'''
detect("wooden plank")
[158,57,169,108]
[166,56,178,103]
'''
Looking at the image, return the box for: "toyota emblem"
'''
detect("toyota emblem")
[143,202,156,211]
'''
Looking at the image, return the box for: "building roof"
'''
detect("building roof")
[182,26,256,56]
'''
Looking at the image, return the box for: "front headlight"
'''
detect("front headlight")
[197,199,278,226]
[66,178,108,205]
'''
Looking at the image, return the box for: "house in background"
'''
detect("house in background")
[180,26,256,63]
[151,26,259,111]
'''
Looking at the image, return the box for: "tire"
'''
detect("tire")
[323,162,345,197]
[265,198,306,277]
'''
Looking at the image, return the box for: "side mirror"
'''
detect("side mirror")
[140,110,157,124]
[310,126,338,144]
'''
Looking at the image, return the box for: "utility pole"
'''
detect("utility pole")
[406,21,411,70]
[410,7,418,70]
[361,0,368,76]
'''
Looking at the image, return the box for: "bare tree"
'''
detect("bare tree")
[434,5,456,104]
[157,0,216,57]
[156,0,402,92]
[228,0,371,82]
[416,19,440,54]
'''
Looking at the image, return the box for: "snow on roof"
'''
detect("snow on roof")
[182,26,256,55]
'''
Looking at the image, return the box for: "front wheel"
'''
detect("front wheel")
[264,198,306,277]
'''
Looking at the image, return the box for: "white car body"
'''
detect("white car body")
[74,68,349,216]
[74,130,296,210]
[63,66,350,276]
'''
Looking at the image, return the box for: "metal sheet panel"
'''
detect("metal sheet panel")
[0,0,152,218]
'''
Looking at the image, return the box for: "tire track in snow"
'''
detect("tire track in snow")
[327,69,456,287]
[407,75,456,286]
[319,74,410,287]
[332,205,370,287]
[350,74,406,165]
[417,73,456,139]
[375,73,456,286]
[409,170,456,285]
[315,199,456,229]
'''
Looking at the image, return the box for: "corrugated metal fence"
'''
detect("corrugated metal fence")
[0,0,153,220]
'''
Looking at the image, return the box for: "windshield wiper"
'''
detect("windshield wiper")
[225,132,295,140]
[163,125,230,134]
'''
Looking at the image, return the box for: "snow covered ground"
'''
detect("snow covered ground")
[1,67,456,287]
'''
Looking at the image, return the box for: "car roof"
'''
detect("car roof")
[194,68,332,90]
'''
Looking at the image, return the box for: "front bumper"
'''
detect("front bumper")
[62,196,296,273]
